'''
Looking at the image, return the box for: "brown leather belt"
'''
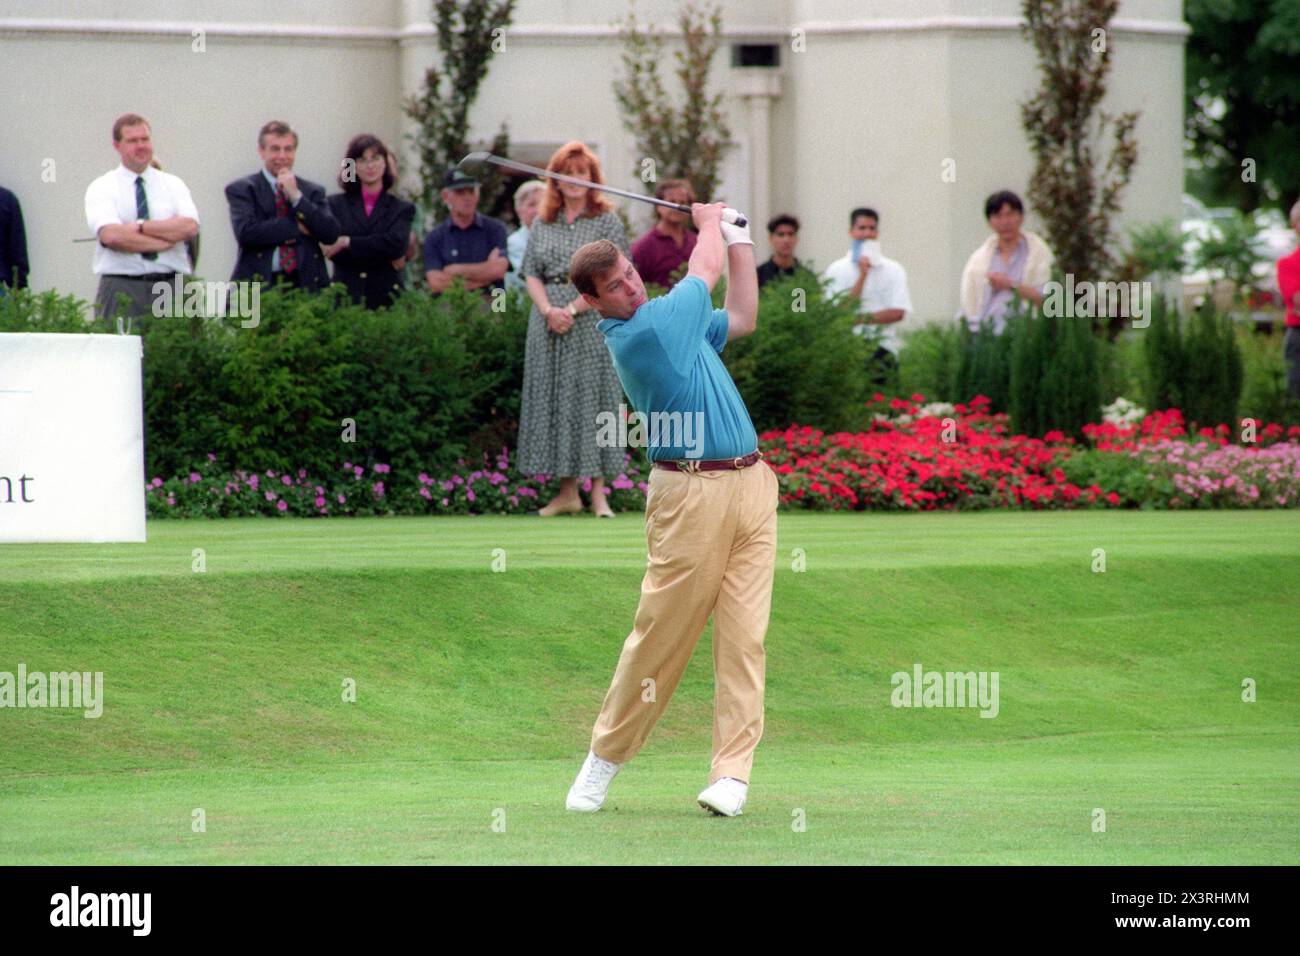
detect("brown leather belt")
[653,449,763,472]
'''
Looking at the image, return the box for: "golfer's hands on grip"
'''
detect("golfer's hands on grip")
[691,202,752,246]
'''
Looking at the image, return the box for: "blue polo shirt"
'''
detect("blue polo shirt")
[422,212,509,292]
[597,275,758,461]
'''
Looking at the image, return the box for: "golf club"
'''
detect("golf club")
[457,151,748,228]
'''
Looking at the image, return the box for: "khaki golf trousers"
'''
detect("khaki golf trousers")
[590,457,779,785]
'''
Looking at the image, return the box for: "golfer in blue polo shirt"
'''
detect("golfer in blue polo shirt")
[562,202,779,817]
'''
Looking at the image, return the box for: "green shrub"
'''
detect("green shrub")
[1181,302,1244,428]
[1236,325,1300,427]
[897,321,965,402]
[957,315,1013,412]
[0,286,90,332]
[1140,294,1186,411]
[1008,308,1102,439]
[1138,296,1243,428]
[721,274,872,432]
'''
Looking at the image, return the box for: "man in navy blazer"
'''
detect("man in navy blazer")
[226,120,340,291]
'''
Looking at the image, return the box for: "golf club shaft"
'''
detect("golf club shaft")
[472,154,747,228]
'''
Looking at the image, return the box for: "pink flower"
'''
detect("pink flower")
[441,498,449,506]
[166,495,176,505]
[466,489,476,502]
[419,487,432,500]
[374,463,390,474]
[315,496,326,507]
[281,474,292,486]
[151,477,163,488]
[337,493,346,504]
[265,491,277,501]
[353,466,364,478]
[189,472,201,483]
[206,453,216,462]
[372,481,385,497]
[277,499,288,512]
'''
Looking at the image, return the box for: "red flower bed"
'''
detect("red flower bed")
[1082,408,1300,451]
[761,395,1300,512]
[759,395,1114,511]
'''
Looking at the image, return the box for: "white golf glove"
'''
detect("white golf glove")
[719,212,753,247]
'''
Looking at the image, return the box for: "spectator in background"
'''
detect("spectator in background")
[322,134,415,309]
[1278,199,1300,400]
[959,190,1054,334]
[757,213,803,288]
[84,113,199,329]
[226,120,339,292]
[506,179,545,291]
[517,141,629,517]
[630,178,696,289]
[822,207,913,381]
[423,167,509,296]
[0,185,29,293]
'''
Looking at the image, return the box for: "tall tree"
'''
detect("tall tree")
[403,0,515,224]
[1185,0,1300,212]
[1020,0,1139,286]
[613,0,734,203]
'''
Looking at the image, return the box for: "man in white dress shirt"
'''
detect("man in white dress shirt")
[84,113,199,331]
[821,207,913,384]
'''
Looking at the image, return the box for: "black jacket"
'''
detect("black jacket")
[225,172,340,291]
[0,186,29,289]
[326,190,416,309]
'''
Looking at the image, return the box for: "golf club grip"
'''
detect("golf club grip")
[723,208,748,228]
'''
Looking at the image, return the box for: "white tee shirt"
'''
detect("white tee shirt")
[822,251,913,354]
[85,164,199,276]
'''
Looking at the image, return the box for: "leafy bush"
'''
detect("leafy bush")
[0,286,90,332]
[1141,296,1243,428]
[721,274,872,433]
[1008,307,1102,440]
[4,280,531,481]
[1237,325,1300,427]
[896,322,965,403]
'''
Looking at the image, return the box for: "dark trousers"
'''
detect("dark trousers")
[94,273,179,333]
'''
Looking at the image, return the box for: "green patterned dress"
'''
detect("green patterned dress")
[517,210,630,478]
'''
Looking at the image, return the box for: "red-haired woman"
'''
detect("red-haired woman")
[518,141,630,517]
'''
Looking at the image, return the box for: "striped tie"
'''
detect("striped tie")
[135,176,157,261]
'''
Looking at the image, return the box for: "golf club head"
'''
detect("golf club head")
[456,151,493,174]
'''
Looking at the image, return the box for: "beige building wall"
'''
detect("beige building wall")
[1,0,1186,323]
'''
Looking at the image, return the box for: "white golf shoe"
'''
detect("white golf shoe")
[697,777,748,816]
[565,750,622,812]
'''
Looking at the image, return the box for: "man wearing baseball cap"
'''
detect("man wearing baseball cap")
[562,202,777,817]
[422,166,509,296]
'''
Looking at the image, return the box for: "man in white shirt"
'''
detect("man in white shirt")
[821,207,913,383]
[84,113,199,330]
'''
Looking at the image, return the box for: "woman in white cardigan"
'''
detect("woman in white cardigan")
[958,190,1054,334]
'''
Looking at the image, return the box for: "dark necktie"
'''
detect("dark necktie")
[275,185,298,274]
[135,175,158,261]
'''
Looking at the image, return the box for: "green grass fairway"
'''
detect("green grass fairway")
[1,512,1296,865]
